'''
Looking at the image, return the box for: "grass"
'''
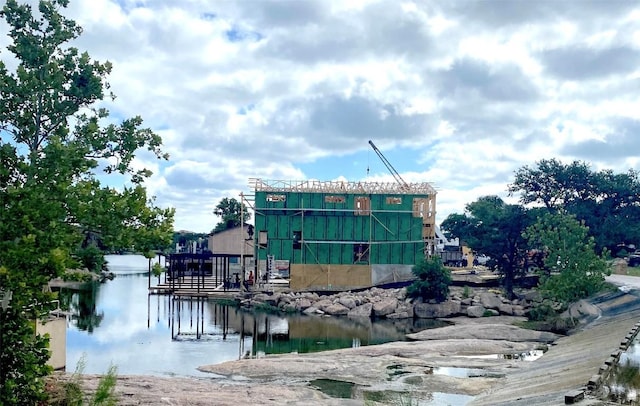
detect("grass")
[47,355,119,406]
[624,267,640,277]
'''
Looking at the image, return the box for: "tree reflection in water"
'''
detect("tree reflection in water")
[164,295,450,358]
[57,282,104,333]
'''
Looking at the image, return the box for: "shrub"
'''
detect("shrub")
[407,257,451,303]
[75,245,106,273]
[151,263,163,277]
[48,355,119,406]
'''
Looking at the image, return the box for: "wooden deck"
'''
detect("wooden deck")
[148,276,282,298]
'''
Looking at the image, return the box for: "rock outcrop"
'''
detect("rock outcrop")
[237,285,541,321]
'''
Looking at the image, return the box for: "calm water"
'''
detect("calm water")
[61,254,442,377]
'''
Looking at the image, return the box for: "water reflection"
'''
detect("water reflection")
[166,294,447,358]
[59,255,443,377]
[605,343,640,404]
[58,282,103,333]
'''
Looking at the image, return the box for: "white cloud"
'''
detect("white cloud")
[11,0,638,232]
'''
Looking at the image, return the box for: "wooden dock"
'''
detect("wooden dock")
[148,276,286,298]
[150,276,232,295]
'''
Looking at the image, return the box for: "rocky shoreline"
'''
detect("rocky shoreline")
[240,285,539,320]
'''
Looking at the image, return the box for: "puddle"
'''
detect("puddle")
[433,366,488,378]
[601,334,640,403]
[309,376,475,405]
[431,366,505,379]
[363,389,473,405]
[603,359,640,403]
[309,378,355,399]
[455,349,545,362]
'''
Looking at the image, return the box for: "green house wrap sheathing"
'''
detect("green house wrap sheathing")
[253,187,432,266]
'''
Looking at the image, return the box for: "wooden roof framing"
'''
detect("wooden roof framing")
[249,178,437,195]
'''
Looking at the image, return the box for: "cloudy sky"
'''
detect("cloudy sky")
[4,0,640,233]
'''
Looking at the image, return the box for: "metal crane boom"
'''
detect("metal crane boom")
[368,140,409,189]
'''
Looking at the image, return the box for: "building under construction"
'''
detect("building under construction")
[250,178,437,291]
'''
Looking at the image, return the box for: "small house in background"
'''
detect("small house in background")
[208,224,255,255]
[250,178,437,291]
[208,224,255,272]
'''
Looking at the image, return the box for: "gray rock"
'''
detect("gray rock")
[407,323,559,343]
[303,306,324,315]
[252,293,270,303]
[348,303,373,319]
[386,311,412,319]
[480,292,502,309]
[498,303,514,315]
[338,296,357,309]
[467,305,487,318]
[282,304,297,313]
[295,298,312,311]
[373,297,398,317]
[396,304,414,318]
[314,299,334,312]
[522,290,543,303]
[414,300,462,319]
[323,303,349,316]
[513,305,526,317]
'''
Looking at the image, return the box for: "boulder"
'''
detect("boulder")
[323,303,350,316]
[522,290,543,303]
[467,305,487,318]
[386,311,412,319]
[414,300,462,319]
[348,303,373,319]
[338,296,357,310]
[513,305,526,317]
[281,304,297,313]
[373,297,398,317]
[295,298,312,311]
[498,303,514,315]
[314,299,334,312]
[480,292,502,309]
[303,306,324,315]
[252,293,271,304]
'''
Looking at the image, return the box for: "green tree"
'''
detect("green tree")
[523,211,610,305]
[0,1,174,403]
[407,257,451,303]
[212,197,250,233]
[509,159,640,252]
[441,196,536,299]
[439,213,475,245]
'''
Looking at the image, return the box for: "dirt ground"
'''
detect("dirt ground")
[66,275,640,405]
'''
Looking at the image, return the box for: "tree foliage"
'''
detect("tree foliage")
[407,257,451,303]
[441,196,536,299]
[523,211,610,305]
[509,158,640,252]
[212,197,250,233]
[0,1,174,403]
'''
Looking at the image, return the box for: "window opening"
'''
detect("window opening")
[258,230,268,249]
[293,230,301,249]
[325,195,345,203]
[413,198,428,218]
[354,196,370,215]
[266,194,286,202]
[353,243,370,263]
